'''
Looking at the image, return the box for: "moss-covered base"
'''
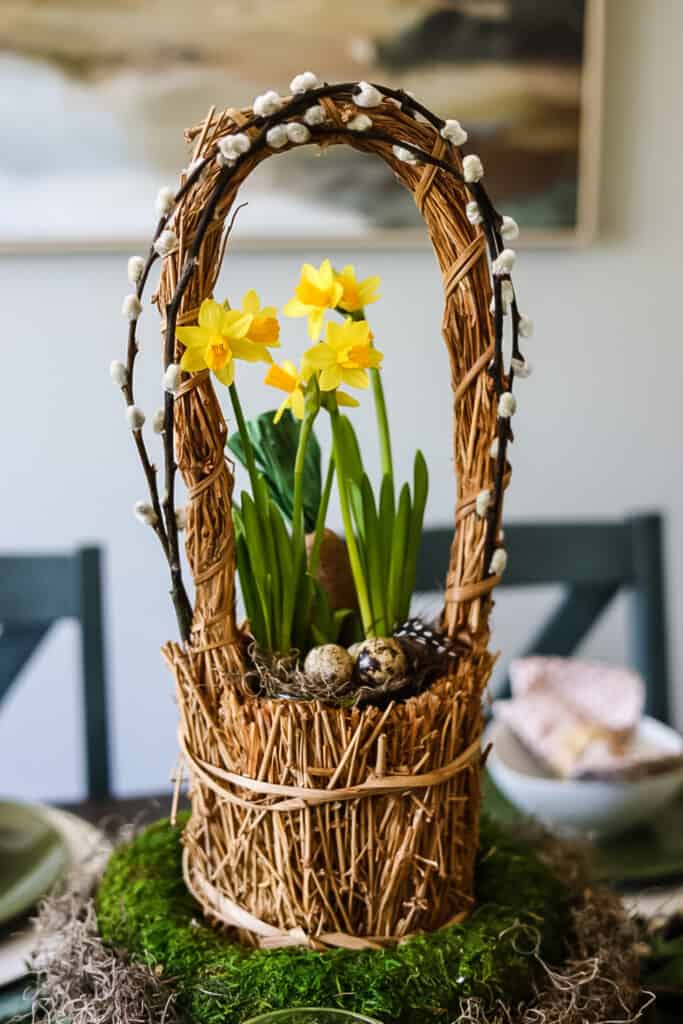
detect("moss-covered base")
[96,815,570,1024]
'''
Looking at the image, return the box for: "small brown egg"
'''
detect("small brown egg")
[303,644,354,692]
[355,638,408,687]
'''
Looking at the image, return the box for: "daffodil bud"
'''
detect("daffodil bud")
[127,256,145,284]
[175,506,189,531]
[475,489,491,518]
[501,215,520,241]
[287,122,311,144]
[354,81,382,108]
[492,248,516,276]
[498,392,517,418]
[518,313,534,338]
[164,363,182,393]
[110,361,127,388]
[266,124,288,149]
[153,229,178,257]
[290,71,319,94]
[134,500,158,527]
[466,200,482,225]
[122,294,142,320]
[253,90,282,117]
[489,548,508,576]
[462,154,484,183]
[392,144,419,165]
[511,356,532,378]
[348,114,372,132]
[155,186,175,218]
[489,438,500,459]
[126,404,146,430]
[304,104,326,126]
[441,119,468,145]
[152,408,165,433]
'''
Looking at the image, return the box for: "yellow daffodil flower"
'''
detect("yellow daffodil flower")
[304,319,383,392]
[283,259,344,341]
[240,289,281,348]
[335,265,381,314]
[264,360,307,423]
[176,298,273,386]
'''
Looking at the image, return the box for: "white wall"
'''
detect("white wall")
[1,0,682,801]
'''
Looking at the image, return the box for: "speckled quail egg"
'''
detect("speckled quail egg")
[354,637,408,687]
[303,644,354,692]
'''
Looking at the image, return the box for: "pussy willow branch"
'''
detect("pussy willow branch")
[128,79,527,635]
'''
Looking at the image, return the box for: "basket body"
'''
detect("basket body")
[168,644,494,946]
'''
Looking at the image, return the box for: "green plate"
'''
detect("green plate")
[483,771,683,887]
[0,801,70,926]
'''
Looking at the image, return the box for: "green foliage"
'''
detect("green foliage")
[335,415,429,635]
[96,816,570,1024]
[228,410,322,533]
[232,484,344,655]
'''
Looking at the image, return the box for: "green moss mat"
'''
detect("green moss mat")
[96,815,570,1024]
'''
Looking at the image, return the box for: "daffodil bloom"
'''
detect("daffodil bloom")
[264,360,307,423]
[240,289,281,348]
[305,319,383,392]
[283,259,344,341]
[176,298,272,386]
[335,265,381,314]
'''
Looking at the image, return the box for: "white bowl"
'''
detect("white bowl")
[485,716,683,837]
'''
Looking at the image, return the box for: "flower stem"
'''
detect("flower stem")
[228,383,260,498]
[281,407,317,650]
[330,406,375,636]
[370,366,393,486]
[308,456,335,577]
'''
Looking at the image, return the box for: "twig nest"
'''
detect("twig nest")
[303,644,354,692]
[354,638,407,687]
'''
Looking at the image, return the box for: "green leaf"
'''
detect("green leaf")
[378,472,395,588]
[400,451,429,621]
[387,484,412,631]
[361,474,387,635]
[235,535,268,647]
[228,409,322,532]
[337,415,364,486]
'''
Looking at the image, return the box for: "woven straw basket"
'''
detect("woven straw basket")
[156,83,514,950]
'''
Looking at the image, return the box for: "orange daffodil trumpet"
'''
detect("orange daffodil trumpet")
[305,319,383,393]
[264,360,307,423]
[176,295,279,387]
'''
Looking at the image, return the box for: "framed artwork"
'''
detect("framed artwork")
[0,0,604,252]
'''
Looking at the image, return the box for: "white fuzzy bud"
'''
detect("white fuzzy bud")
[511,356,532,378]
[122,294,142,320]
[134,501,158,527]
[498,391,517,418]
[127,256,145,284]
[155,186,175,218]
[489,438,500,459]
[353,81,382,108]
[216,151,235,169]
[501,215,520,241]
[475,489,491,518]
[126,404,146,430]
[304,104,326,126]
[266,124,289,149]
[153,228,178,257]
[286,122,311,144]
[502,280,514,308]
[218,133,251,162]
[152,408,165,434]
[253,90,282,117]
[175,506,189,531]
[463,153,484,183]
[110,360,128,387]
[441,119,468,145]
[348,113,372,132]
[163,362,182,393]
[392,144,419,166]
[466,200,482,225]
[518,313,534,338]
[489,548,508,576]
[492,248,516,276]
[290,71,319,94]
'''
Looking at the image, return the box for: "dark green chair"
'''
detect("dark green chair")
[0,545,111,799]
[416,513,671,723]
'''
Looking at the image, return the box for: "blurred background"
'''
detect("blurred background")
[1,0,682,802]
